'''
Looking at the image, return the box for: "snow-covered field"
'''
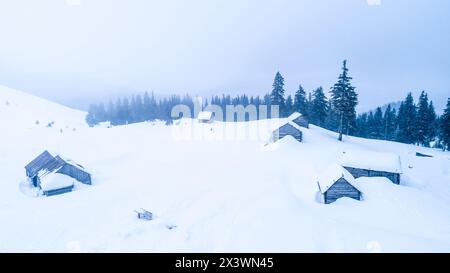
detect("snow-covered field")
[1,85,450,252]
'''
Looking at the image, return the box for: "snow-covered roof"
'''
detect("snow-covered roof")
[197,111,213,121]
[25,150,64,177]
[317,164,359,194]
[54,155,87,170]
[287,112,302,120]
[39,172,76,191]
[341,150,402,174]
[26,150,89,178]
[271,120,302,132]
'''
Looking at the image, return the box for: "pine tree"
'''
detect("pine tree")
[143,92,152,120]
[294,85,308,117]
[135,94,144,122]
[96,103,106,123]
[307,92,313,118]
[285,95,294,116]
[106,100,115,123]
[355,113,368,137]
[121,97,130,124]
[370,107,384,139]
[427,101,437,145]
[440,98,450,151]
[366,111,375,138]
[310,87,328,126]
[86,104,98,126]
[270,72,286,117]
[130,95,137,123]
[325,100,339,131]
[416,91,430,146]
[383,104,397,140]
[330,60,358,141]
[114,98,123,125]
[396,93,417,144]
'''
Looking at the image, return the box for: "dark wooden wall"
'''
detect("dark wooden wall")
[57,164,92,185]
[274,124,302,142]
[324,178,361,204]
[344,166,400,184]
[43,185,74,196]
[293,117,309,129]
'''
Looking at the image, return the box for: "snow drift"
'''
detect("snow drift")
[1,85,450,252]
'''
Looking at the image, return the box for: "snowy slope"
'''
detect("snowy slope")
[0,85,86,131]
[1,86,450,252]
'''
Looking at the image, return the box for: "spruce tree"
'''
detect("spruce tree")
[135,94,144,122]
[416,91,430,146]
[310,87,328,126]
[396,93,417,144]
[270,72,286,117]
[86,104,98,126]
[355,113,368,138]
[330,60,358,141]
[325,100,339,131]
[307,92,313,118]
[440,98,450,150]
[113,98,122,125]
[130,95,137,123]
[383,105,397,140]
[143,92,152,120]
[366,111,375,138]
[96,103,106,123]
[294,85,308,117]
[285,95,294,116]
[427,101,437,145]
[371,107,384,139]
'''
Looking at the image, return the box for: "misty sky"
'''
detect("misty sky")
[0,0,449,112]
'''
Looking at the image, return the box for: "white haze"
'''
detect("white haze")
[0,0,449,112]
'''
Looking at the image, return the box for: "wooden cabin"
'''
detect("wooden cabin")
[318,164,362,204]
[197,111,215,123]
[288,112,309,129]
[341,150,402,184]
[25,151,92,196]
[272,122,302,142]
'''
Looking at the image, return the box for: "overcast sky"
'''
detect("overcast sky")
[0,0,449,112]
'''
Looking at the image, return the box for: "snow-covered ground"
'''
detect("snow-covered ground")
[1,85,450,252]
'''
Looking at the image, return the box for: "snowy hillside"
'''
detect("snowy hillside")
[0,85,87,131]
[1,86,450,252]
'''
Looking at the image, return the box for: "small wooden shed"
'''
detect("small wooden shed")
[341,150,402,184]
[197,111,215,123]
[318,164,362,204]
[288,112,309,129]
[272,122,303,142]
[25,150,92,196]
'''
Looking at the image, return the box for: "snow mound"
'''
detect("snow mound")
[342,149,402,173]
[40,173,76,191]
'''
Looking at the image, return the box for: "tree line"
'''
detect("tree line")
[86,60,450,150]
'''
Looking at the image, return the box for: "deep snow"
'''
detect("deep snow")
[1,85,450,252]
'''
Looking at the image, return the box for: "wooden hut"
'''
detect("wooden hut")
[25,151,92,196]
[318,164,362,204]
[272,122,302,142]
[197,111,215,123]
[341,150,402,184]
[288,112,309,129]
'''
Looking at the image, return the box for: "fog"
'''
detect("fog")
[0,0,449,112]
